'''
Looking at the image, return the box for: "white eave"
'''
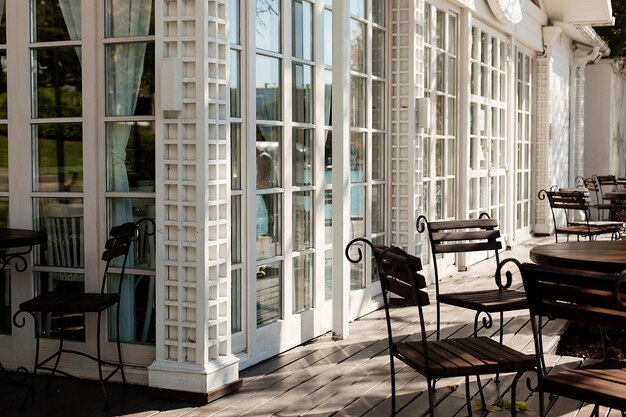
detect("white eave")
[540,0,613,55]
[540,0,614,27]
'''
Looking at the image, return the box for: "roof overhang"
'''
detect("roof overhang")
[541,0,614,26]
[553,21,610,55]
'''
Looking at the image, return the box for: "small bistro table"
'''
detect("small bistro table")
[529,240,626,274]
[0,228,46,387]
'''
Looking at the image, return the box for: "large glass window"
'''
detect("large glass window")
[469,25,507,221]
[103,0,155,345]
[515,51,533,233]
[422,4,457,223]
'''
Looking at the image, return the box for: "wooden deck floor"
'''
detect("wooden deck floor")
[1,238,622,417]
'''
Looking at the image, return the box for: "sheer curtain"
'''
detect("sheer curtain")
[59,0,81,60]
[105,0,152,342]
[57,0,153,342]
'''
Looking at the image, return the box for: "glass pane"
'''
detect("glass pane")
[0,0,6,44]
[350,76,365,127]
[256,0,281,53]
[350,19,365,73]
[372,0,384,25]
[105,0,154,38]
[293,0,312,60]
[325,249,332,300]
[435,10,444,49]
[372,133,384,180]
[0,126,6,191]
[107,198,156,267]
[231,123,242,189]
[448,14,456,55]
[372,184,384,233]
[293,64,313,123]
[324,130,332,181]
[0,51,7,118]
[105,43,155,117]
[350,185,365,237]
[350,0,365,17]
[256,125,281,188]
[230,0,240,45]
[348,241,364,289]
[372,80,385,130]
[33,123,83,192]
[294,191,312,251]
[32,48,82,118]
[293,254,313,313]
[256,55,281,121]
[372,28,385,77]
[293,128,312,186]
[0,267,9,334]
[324,10,332,66]
[324,70,332,125]
[231,195,242,262]
[231,268,242,332]
[256,194,282,258]
[435,139,443,176]
[350,132,365,182]
[257,261,282,326]
[34,198,84,268]
[32,0,77,42]
[106,121,155,192]
[0,197,7,227]
[230,50,241,118]
[108,273,156,344]
[324,189,332,243]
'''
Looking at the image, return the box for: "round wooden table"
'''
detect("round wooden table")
[529,240,626,273]
[0,228,47,271]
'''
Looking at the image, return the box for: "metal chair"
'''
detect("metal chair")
[15,221,138,409]
[346,239,536,417]
[416,214,527,342]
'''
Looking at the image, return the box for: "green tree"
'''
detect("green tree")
[596,0,626,57]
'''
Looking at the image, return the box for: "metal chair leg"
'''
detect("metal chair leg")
[428,378,436,417]
[510,372,522,417]
[465,375,473,417]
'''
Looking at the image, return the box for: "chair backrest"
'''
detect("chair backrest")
[416,214,502,284]
[42,203,84,268]
[537,188,590,227]
[519,261,626,331]
[101,222,138,293]
[345,238,429,344]
[594,174,617,200]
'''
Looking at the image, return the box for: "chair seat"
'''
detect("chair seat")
[20,292,119,314]
[438,289,528,312]
[396,336,535,379]
[541,365,626,411]
[556,224,621,235]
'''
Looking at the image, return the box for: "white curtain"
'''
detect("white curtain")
[58,0,81,61]
[106,0,152,342]
[57,0,153,343]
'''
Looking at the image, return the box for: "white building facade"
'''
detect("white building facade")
[0,0,612,401]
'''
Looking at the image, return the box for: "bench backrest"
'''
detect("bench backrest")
[520,262,626,330]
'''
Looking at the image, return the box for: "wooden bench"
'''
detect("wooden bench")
[516,260,626,416]
[346,238,536,417]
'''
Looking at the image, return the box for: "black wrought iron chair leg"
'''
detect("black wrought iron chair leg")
[431,378,437,392]
[96,312,110,410]
[46,314,66,389]
[465,375,473,417]
[116,305,126,384]
[494,311,504,383]
[390,355,396,416]
[509,372,522,417]
[427,378,436,417]
[15,310,40,409]
[476,375,486,411]
[436,300,441,340]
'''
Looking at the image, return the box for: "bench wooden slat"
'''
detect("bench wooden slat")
[430,229,501,243]
[432,241,502,254]
[426,218,498,231]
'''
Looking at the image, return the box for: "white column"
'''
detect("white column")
[331,0,351,340]
[148,0,240,400]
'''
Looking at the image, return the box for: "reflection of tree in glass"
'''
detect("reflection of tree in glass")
[256,0,279,39]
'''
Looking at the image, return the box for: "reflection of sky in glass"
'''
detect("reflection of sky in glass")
[350,0,365,17]
[256,55,280,87]
[256,0,281,53]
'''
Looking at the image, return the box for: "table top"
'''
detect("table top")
[0,228,47,249]
[530,240,626,274]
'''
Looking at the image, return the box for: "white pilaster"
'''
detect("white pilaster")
[149,0,240,399]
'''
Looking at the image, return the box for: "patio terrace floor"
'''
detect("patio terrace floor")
[1,236,622,417]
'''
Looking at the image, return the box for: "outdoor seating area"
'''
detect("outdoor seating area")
[2,235,625,417]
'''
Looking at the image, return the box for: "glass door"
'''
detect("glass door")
[469,23,507,222]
